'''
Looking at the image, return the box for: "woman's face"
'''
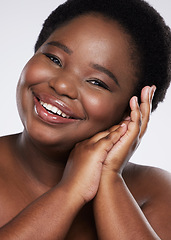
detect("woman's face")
[17,14,138,151]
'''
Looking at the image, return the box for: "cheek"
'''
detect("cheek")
[82,91,126,128]
[19,57,50,86]
[16,57,51,124]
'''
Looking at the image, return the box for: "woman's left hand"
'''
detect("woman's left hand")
[101,85,156,176]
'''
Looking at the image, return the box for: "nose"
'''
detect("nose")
[48,71,79,99]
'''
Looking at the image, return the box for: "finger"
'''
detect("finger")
[108,117,131,132]
[127,96,142,140]
[139,85,156,138]
[91,119,130,143]
[90,123,124,143]
[94,123,128,155]
[108,124,123,132]
[89,129,111,143]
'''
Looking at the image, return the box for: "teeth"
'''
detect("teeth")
[40,100,70,118]
[57,109,62,115]
[43,103,48,108]
[46,104,52,111]
[62,112,67,118]
[52,106,58,114]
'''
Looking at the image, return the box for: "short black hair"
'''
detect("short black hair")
[35,0,171,111]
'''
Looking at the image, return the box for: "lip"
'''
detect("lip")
[34,97,81,124]
[32,92,85,124]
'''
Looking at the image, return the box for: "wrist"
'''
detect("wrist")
[57,181,86,208]
[93,171,124,211]
[101,167,122,182]
[97,169,124,194]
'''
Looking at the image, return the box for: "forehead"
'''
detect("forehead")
[44,14,139,90]
[49,14,131,51]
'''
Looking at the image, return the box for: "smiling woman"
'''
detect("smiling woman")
[17,14,137,150]
[1,1,171,171]
[0,0,171,239]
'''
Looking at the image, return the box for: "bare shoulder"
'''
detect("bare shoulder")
[123,162,171,197]
[0,134,16,149]
[0,133,41,227]
[0,133,22,196]
[0,134,18,168]
[0,134,21,188]
[123,162,171,195]
[123,162,171,239]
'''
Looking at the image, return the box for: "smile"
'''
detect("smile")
[33,94,83,125]
[40,100,70,119]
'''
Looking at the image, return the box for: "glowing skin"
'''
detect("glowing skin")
[0,13,170,240]
[17,14,138,153]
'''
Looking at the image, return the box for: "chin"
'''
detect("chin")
[23,123,77,154]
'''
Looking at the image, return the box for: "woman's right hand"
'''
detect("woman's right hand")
[60,123,128,203]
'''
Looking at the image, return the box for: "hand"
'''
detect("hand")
[60,123,128,203]
[101,85,156,175]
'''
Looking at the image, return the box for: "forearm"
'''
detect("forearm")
[93,173,160,240]
[0,183,84,240]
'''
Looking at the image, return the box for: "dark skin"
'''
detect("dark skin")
[0,14,171,239]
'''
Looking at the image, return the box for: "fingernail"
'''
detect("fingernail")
[124,116,131,121]
[134,96,138,105]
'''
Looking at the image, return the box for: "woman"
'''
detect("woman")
[0,0,170,239]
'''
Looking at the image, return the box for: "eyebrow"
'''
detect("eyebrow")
[45,41,119,86]
[90,63,120,87]
[46,41,73,55]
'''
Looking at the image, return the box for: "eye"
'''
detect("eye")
[44,53,62,67]
[87,79,110,91]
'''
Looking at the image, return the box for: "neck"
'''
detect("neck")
[14,131,71,188]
